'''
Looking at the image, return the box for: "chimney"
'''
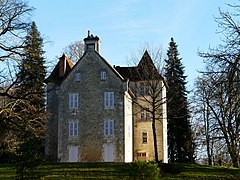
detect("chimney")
[84,30,100,52]
[59,54,67,77]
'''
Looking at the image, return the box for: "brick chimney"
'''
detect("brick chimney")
[84,30,100,52]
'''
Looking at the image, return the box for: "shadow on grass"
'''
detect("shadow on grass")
[159,163,182,174]
[159,163,240,180]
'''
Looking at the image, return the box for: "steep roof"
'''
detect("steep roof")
[115,50,163,81]
[45,54,74,85]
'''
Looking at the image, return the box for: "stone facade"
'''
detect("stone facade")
[45,31,167,163]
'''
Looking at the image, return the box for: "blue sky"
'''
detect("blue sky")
[30,0,236,88]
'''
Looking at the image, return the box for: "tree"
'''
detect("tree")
[15,21,46,176]
[164,37,194,163]
[193,76,222,166]
[0,0,33,97]
[0,0,34,162]
[17,21,46,106]
[0,0,33,61]
[193,75,235,166]
[63,40,84,62]
[197,3,240,167]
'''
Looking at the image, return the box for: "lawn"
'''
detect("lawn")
[0,162,239,179]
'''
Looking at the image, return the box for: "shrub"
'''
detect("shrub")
[130,161,160,179]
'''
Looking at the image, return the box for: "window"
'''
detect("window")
[69,93,78,109]
[101,71,107,80]
[104,120,114,136]
[137,152,147,157]
[139,82,150,96]
[104,92,114,108]
[146,112,151,120]
[75,73,80,82]
[140,109,145,120]
[69,121,78,136]
[142,132,148,143]
[140,108,151,121]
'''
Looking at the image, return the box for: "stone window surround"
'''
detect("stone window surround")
[69,93,79,109]
[100,70,107,80]
[142,132,148,143]
[104,92,114,109]
[75,72,80,82]
[140,108,151,121]
[104,119,114,136]
[69,121,79,137]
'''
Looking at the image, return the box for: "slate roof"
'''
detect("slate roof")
[45,50,164,85]
[115,50,163,81]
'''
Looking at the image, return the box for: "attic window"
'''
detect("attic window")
[75,73,80,82]
[100,71,107,80]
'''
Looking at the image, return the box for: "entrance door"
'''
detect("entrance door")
[69,146,79,162]
[104,143,114,162]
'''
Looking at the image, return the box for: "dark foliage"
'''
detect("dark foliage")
[14,22,46,177]
[164,38,195,163]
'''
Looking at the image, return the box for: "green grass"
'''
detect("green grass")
[0,162,239,179]
[160,163,240,179]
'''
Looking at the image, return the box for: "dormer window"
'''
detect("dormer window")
[75,73,80,82]
[100,71,107,80]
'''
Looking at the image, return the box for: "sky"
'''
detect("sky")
[29,0,237,89]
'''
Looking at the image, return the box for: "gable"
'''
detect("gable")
[61,50,124,86]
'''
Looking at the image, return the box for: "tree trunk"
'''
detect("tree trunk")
[206,135,212,166]
[228,144,239,168]
[152,112,159,162]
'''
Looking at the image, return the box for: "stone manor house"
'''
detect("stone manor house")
[45,31,167,163]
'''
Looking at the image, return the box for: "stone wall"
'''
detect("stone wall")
[45,83,59,161]
[130,81,166,162]
[58,51,126,162]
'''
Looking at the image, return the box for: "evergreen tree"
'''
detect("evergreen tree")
[15,22,46,177]
[18,21,46,106]
[164,38,194,163]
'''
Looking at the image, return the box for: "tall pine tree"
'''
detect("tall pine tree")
[15,22,46,176]
[164,38,194,163]
[18,21,46,106]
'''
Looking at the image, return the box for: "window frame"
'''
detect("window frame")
[137,152,147,157]
[69,121,79,137]
[139,82,150,96]
[140,108,151,121]
[100,70,107,80]
[75,73,81,82]
[142,132,148,144]
[104,92,114,109]
[104,120,114,136]
[69,93,79,109]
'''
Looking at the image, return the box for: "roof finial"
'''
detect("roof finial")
[88,30,90,37]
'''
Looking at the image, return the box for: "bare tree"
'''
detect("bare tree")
[0,0,33,61]
[193,76,225,166]
[63,40,84,62]
[197,3,240,167]
[0,0,33,97]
